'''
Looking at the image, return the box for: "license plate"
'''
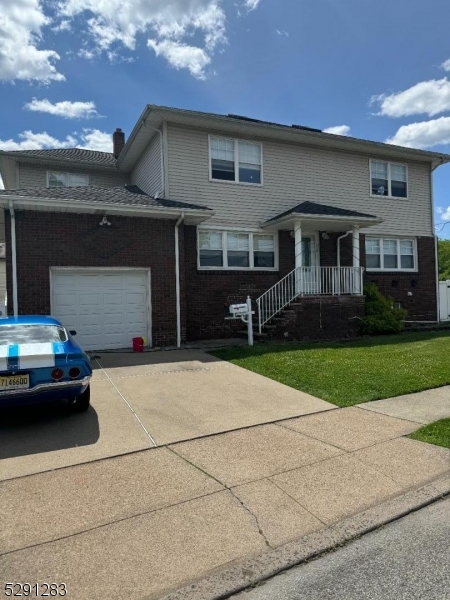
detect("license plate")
[0,374,30,390]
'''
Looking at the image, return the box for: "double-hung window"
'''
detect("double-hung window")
[210,136,262,184]
[199,231,276,269]
[370,160,407,198]
[365,237,416,271]
[48,172,89,188]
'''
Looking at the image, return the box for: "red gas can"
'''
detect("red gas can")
[132,337,144,352]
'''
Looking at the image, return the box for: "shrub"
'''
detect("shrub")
[360,283,407,335]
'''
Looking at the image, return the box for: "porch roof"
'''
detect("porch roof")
[262,201,383,231]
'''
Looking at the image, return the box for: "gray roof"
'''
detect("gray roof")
[1,148,117,168]
[265,201,379,223]
[0,184,211,211]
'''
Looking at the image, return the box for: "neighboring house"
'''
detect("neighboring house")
[0,106,449,350]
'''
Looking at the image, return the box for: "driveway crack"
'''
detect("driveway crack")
[167,446,272,548]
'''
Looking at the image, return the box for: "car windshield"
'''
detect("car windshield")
[0,325,68,345]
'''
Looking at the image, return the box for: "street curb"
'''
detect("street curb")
[156,474,450,600]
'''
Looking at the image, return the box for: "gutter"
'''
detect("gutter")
[8,199,18,316]
[0,195,213,221]
[174,212,185,348]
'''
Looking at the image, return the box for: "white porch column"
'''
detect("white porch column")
[352,225,360,267]
[352,225,361,294]
[294,220,302,269]
[294,220,302,295]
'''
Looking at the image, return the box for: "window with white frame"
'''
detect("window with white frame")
[210,137,262,184]
[370,160,407,198]
[48,172,89,188]
[365,237,416,271]
[198,231,276,269]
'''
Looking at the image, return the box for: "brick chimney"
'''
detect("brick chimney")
[113,128,125,158]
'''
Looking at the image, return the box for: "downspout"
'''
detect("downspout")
[336,231,352,267]
[174,212,185,348]
[142,121,165,198]
[8,199,18,316]
[432,159,444,322]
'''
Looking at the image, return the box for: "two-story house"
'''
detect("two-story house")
[0,105,449,350]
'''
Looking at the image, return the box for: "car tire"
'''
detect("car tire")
[70,385,91,413]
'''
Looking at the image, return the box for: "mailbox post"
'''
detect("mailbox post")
[227,296,254,346]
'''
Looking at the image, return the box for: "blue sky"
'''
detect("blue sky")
[1,0,450,235]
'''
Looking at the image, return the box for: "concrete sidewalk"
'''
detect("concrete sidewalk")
[1,400,449,600]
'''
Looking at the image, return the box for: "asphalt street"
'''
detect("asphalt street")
[233,497,450,600]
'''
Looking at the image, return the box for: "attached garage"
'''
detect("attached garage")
[51,268,151,351]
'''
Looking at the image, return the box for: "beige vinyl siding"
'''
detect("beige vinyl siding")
[167,124,433,236]
[18,164,128,188]
[130,135,163,196]
[0,157,18,189]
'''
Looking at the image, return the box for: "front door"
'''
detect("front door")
[300,236,319,294]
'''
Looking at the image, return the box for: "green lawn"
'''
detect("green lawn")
[212,331,450,407]
[409,418,450,449]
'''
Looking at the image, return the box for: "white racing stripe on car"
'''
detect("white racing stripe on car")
[18,343,56,369]
[0,345,7,371]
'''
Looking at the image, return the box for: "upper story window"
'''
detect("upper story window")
[198,230,276,270]
[365,237,416,271]
[370,160,407,198]
[48,172,89,188]
[210,136,262,185]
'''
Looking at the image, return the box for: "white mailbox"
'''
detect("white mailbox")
[229,303,249,317]
[225,297,254,346]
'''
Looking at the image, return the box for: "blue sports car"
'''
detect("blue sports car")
[0,316,92,412]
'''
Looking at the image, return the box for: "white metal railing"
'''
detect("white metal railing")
[256,266,364,333]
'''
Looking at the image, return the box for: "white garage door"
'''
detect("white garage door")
[51,269,150,351]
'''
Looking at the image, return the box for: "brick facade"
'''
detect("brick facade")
[183,227,295,340]
[4,212,438,348]
[5,210,180,346]
[361,234,437,321]
[272,296,365,341]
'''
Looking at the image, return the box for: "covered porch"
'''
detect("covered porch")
[257,201,383,332]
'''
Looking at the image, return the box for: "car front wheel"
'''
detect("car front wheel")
[70,385,91,413]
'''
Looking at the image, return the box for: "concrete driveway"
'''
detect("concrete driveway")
[0,349,333,480]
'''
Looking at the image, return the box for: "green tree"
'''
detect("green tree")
[438,239,450,281]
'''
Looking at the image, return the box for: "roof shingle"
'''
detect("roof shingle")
[0,184,211,212]
[1,148,117,168]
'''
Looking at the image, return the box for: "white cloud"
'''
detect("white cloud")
[441,59,450,72]
[244,0,261,10]
[371,78,450,118]
[147,40,210,78]
[438,206,450,221]
[276,29,289,37]
[24,98,101,119]
[0,129,112,152]
[57,0,241,78]
[323,125,351,136]
[0,0,64,82]
[77,129,113,152]
[52,19,71,32]
[386,116,450,149]
[0,131,77,151]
